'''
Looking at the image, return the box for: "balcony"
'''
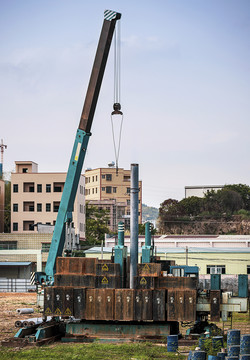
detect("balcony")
[23,202,35,212]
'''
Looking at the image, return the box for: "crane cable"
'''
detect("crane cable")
[111,20,123,175]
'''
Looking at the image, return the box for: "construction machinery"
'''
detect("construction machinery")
[11,10,248,345]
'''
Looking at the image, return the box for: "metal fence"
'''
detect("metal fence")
[0,278,36,292]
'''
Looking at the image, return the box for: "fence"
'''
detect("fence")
[0,278,36,292]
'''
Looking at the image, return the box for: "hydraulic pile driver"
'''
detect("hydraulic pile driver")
[11,10,248,345]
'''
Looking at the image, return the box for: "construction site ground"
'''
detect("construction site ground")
[0,292,249,356]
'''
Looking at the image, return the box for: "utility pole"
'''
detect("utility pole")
[0,139,7,178]
[186,246,188,266]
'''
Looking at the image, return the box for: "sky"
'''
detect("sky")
[0,0,250,208]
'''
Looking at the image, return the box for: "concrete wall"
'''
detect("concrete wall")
[0,233,51,263]
[0,264,32,279]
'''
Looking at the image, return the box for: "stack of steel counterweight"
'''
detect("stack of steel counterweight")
[44,257,197,323]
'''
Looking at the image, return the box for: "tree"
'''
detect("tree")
[204,188,243,215]
[85,203,110,245]
[224,184,250,210]
[178,196,204,216]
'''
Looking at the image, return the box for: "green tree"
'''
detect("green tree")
[85,203,110,245]
[4,181,11,233]
[178,196,204,216]
[224,184,250,210]
[204,188,243,215]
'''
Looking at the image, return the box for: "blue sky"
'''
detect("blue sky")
[1,0,250,208]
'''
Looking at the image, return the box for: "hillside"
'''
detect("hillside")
[142,203,159,223]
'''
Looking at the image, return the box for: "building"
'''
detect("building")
[87,199,126,232]
[86,234,250,276]
[11,161,85,239]
[185,185,223,198]
[0,179,4,232]
[85,167,142,230]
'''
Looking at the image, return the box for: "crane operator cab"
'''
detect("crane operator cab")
[170,265,199,278]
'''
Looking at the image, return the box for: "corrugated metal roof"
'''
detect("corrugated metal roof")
[0,262,32,266]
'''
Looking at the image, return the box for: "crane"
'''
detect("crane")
[36,9,121,285]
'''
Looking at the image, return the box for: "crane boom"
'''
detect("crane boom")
[36,10,121,285]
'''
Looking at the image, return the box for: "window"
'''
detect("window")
[113,187,117,193]
[96,188,98,193]
[37,184,42,192]
[127,200,130,206]
[37,203,42,212]
[54,182,63,192]
[80,204,84,213]
[102,175,105,179]
[54,186,62,192]
[13,223,18,231]
[0,241,17,250]
[207,265,226,274]
[127,210,130,215]
[127,187,130,194]
[80,185,84,194]
[13,184,18,193]
[106,174,112,181]
[46,184,51,193]
[53,201,60,212]
[96,175,98,181]
[13,204,18,212]
[106,207,110,212]
[102,187,105,191]
[80,223,84,232]
[22,168,28,173]
[123,175,130,182]
[92,188,94,194]
[92,176,94,182]
[106,186,112,194]
[46,203,51,212]
[247,265,250,275]
[42,243,50,253]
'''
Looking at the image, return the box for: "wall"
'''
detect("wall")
[0,179,4,232]
[11,164,85,239]
[0,264,32,279]
[185,185,223,198]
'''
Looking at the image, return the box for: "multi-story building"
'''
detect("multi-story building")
[85,167,142,230]
[11,161,85,240]
[0,179,4,232]
[87,199,126,232]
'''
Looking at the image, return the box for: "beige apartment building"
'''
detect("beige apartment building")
[85,167,142,230]
[11,161,85,240]
[0,179,4,233]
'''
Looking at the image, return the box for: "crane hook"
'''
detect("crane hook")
[112,102,123,116]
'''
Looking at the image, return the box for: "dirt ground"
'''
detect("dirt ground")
[0,293,249,343]
[0,292,41,341]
